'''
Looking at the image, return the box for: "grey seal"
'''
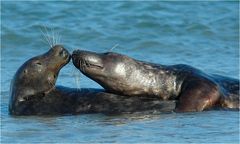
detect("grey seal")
[9,45,175,115]
[72,50,239,112]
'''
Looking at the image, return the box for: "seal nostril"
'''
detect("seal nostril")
[59,50,65,57]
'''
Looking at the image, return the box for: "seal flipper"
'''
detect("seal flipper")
[211,74,239,109]
[175,78,220,112]
[211,74,239,96]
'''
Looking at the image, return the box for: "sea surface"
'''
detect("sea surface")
[1,1,239,143]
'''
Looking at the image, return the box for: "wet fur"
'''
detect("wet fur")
[72,50,239,112]
[14,86,176,115]
[9,46,176,116]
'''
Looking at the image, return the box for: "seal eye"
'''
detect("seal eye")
[36,62,42,66]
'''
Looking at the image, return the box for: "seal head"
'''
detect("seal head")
[9,45,70,115]
[72,50,149,96]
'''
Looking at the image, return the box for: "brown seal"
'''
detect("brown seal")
[72,50,239,112]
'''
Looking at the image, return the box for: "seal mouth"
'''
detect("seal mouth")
[78,59,104,72]
[72,50,104,72]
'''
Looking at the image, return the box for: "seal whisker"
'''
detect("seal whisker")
[76,73,81,91]
[78,60,81,70]
[41,25,62,47]
[84,60,87,72]
[56,31,61,45]
[40,38,51,47]
[81,60,85,73]
[47,80,55,88]
[71,66,81,91]
[40,27,52,47]
[58,34,62,45]
[108,43,119,52]
[43,25,53,48]
[53,28,58,46]
[51,27,56,46]
[55,32,58,45]
[79,60,83,72]
[81,61,85,73]
[83,60,86,73]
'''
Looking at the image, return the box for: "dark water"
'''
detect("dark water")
[1,1,239,143]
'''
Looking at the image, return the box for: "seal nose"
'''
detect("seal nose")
[59,49,68,58]
[52,45,70,60]
[72,50,81,68]
[72,50,78,59]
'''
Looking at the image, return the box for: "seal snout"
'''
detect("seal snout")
[72,50,82,68]
[50,45,71,63]
[59,48,69,59]
[72,50,104,71]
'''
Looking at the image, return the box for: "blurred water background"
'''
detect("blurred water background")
[1,1,239,143]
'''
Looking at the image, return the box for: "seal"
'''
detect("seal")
[9,45,176,115]
[72,50,239,112]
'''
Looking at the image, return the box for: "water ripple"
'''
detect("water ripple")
[1,1,239,143]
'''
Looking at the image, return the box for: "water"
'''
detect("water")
[1,1,239,143]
